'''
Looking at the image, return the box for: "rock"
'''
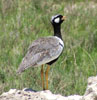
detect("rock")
[0,76,97,100]
[82,76,97,100]
[0,89,82,100]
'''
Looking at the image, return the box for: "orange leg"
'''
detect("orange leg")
[41,65,45,90]
[45,65,50,90]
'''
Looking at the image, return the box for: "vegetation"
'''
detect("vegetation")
[0,0,97,96]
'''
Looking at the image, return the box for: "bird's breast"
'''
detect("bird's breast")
[54,36,64,48]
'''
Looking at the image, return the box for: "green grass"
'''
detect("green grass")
[0,0,97,96]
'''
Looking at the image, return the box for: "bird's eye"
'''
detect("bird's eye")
[54,17,60,23]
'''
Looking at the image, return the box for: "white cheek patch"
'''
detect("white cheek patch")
[54,18,60,23]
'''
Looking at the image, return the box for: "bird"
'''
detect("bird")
[17,14,66,90]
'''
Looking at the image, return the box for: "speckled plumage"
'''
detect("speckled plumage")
[17,36,64,74]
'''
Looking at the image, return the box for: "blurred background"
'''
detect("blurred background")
[0,0,97,96]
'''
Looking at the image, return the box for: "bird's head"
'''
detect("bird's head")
[51,14,66,25]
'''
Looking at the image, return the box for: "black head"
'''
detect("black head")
[51,14,66,25]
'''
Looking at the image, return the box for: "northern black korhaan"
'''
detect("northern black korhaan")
[17,14,66,90]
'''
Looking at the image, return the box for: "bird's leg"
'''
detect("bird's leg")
[45,65,50,90]
[41,65,45,90]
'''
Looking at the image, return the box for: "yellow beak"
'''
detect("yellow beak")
[61,16,66,20]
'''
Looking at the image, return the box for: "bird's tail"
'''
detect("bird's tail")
[17,57,37,74]
[17,58,29,74]
[16,67,24,74]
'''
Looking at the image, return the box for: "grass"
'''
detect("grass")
[0,0,97,96]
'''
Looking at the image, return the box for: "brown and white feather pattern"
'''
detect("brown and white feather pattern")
[17,36,64,74]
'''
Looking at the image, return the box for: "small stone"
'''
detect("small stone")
[8,89,17,94]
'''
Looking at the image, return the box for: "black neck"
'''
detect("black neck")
[53,25,62,40]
